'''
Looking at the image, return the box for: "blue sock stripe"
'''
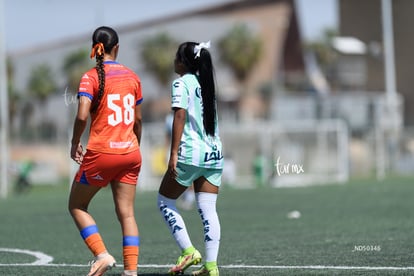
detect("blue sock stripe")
[123,236,140,246]
[80,225,99,240]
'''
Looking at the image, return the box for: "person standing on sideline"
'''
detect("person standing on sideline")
[157,41,223,276]
[68,26,143,276]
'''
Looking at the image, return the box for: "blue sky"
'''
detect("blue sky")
[3,0,337,52]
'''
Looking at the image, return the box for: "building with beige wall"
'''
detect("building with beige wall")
[9,0,305,134]
[339,0,414,125]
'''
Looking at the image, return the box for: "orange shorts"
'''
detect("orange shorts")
[75,149,142,187]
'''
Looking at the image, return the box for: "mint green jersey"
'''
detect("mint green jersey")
[171,73,223,169]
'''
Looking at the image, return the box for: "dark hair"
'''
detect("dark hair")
[90,26,119,113]
[176,42,217,136]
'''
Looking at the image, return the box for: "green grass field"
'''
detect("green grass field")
[1,176,414,275]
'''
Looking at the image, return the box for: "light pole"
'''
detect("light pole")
[0,0,10,198]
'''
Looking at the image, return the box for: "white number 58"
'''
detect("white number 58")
[107,93,135,126]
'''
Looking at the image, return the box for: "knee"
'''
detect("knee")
[68,201,76,217]
[68,200,88,218]
[114,205,134,222]
[157,193,177,211]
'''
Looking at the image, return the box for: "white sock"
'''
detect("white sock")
[123,270,137,276]
[196,192,220,262]
[157,193,193,251]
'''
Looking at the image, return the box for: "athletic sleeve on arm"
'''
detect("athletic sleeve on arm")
[135,78,143,105]
[171,79,188,109]
[77,72,96,101]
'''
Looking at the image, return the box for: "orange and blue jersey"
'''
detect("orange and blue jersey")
[78,61,143,154]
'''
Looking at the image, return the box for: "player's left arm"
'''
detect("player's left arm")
[133,103,142,145]
[133,79,143,145]
[168,107,185,176]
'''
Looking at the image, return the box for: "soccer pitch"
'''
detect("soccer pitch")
[0,176,414,275]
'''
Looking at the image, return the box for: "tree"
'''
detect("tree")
[304,28,338,88]
[141,32,178,87]
[62,49,91,93]
[218,24,262,82]
[218,24,263,120]
[28,64,57,103]
[27,63,58,140]
[140,32,178,121]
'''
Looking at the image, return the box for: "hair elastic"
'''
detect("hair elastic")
[90,42,104,59]
[194,41,211,58]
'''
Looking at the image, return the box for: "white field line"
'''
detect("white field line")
[1,248,414,271]
[1,263,414,271]
[0,248,53,265]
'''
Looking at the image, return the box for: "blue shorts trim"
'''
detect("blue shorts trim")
[79,171,89,185]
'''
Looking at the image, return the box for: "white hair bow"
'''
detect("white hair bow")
[194,41,211,58]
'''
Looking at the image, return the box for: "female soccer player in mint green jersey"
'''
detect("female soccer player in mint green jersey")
[157,41,223,276]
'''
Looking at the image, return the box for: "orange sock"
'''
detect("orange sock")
[80,225,107,256]
[123,236,139,271]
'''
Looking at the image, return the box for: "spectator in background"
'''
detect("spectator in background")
[14,160,34,194]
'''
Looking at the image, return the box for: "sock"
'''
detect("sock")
[123,236,139,271]
[196,192,220,263]
[122,270,137,276]
[157,193,193,250]
[80,225,107,257]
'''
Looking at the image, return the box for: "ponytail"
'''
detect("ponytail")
[90,43,105,113]
[198,49,216,137]
[89,26,119,113]
[176,41,217,136]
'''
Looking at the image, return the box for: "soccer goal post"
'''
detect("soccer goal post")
[219,119,349,188]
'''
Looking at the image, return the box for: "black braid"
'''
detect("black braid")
[89,26,118,113]
[91,53,105,113]
[198,49,216,136]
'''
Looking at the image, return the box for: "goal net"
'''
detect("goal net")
[219,119,349,188]
[138,119,349,190]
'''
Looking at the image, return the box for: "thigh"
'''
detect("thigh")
[158,168,188,199]
[111,181,138,236]
[194,168,222,194]
[68,180,101,211]
[111,181,137,215]
[194,177,219,194]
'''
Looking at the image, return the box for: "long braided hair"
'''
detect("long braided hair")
[89,26,119,113]
[176,42,217,136]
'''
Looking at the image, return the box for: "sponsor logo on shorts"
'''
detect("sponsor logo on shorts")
[91,174,104,181]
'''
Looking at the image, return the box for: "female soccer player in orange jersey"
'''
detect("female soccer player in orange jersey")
[68,26,143,276]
